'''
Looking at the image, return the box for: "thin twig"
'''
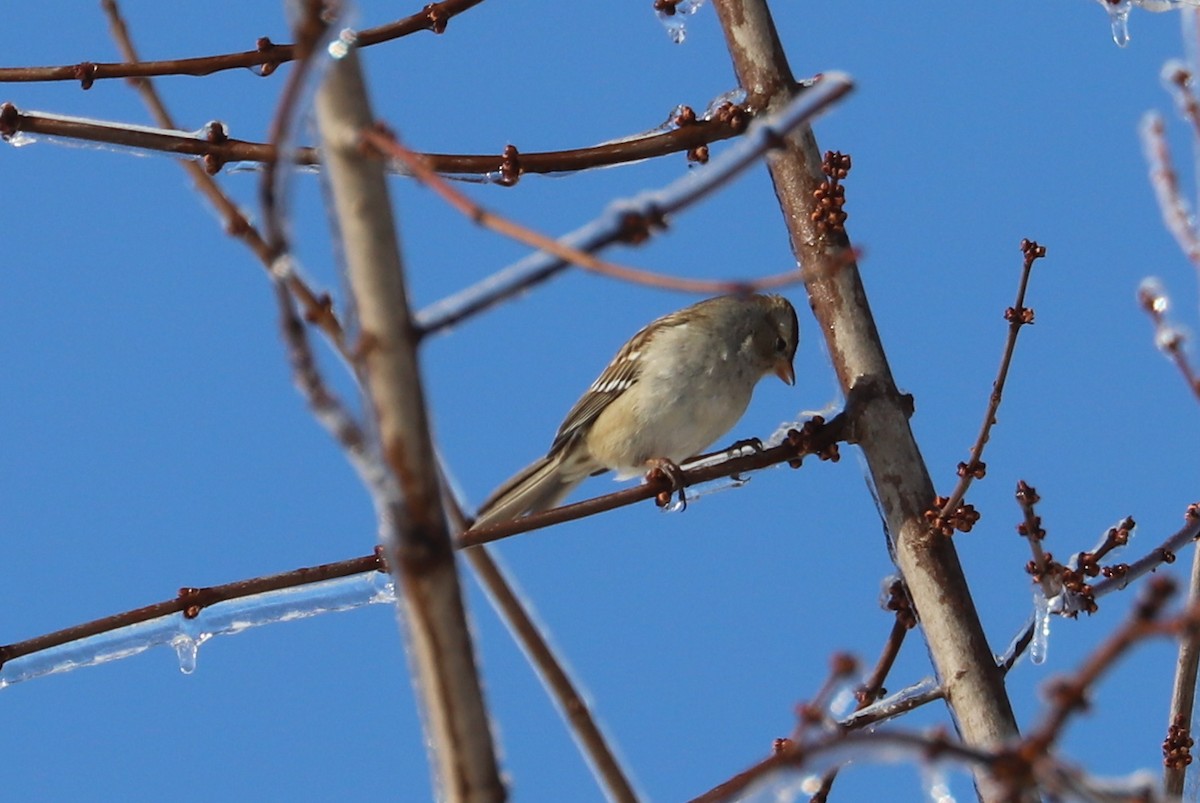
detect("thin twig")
[688,728,995,803]
[0,0,487,85]
[98,0,347,353]
[1015,480,1060,602]
[257,0,327,261]
[0,415,845,676]
[1023,578,1188,758]
[441,490,640,803]
[0,102,750,180]
[1137,278,1200,401]
[803,582,915,802]
[1081,503,1200,606]
[697,585,1200,803]
[0,553,385,669]
[934,239,1046,526]
[460,415,844,548]
[415,72,854,336]
[365,127,805,294]
[1142,111,1200,269]
[1163,545,1200,796]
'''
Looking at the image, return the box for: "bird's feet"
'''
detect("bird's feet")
[646,457,687,511]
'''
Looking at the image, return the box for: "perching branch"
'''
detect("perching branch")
[0,414,845,682]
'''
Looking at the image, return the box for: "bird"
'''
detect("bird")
[471,293,799,529]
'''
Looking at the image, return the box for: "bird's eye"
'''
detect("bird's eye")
[775,336,788,353]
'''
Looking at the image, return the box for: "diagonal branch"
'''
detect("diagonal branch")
[707,2,1019,797]
[315,45,503,801]
[414,73,854,336]
[97,0,346,352]
[0,414,845,680]
[365,127,805,294]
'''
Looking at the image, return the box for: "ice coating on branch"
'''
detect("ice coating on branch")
[841,675,940,730]
[1139,277,1170,314]
[655,0,706,44]
[1095,0,1200,47]
[0,571,394,689]
[1029,590,1051,665]
[920,763,957,803]
[702,88,748,119]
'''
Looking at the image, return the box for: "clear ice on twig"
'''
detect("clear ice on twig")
[1094,0,1200,47]
[1029,590,1051,666]
[0,571,395,689]
[655,0,706,44]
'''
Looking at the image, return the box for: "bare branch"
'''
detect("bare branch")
[315,45,503,800]
[365,127,805,294]
[708,1,1019,791]
[461,414,843,547]
[463,547,640,802]
[933,239,1047,529]
[1163,546,1200,795]
[0,102,750,179]
[0,553,385,672]
[415,73,854,336]
[96,0,347,351]
[0,1,487,86]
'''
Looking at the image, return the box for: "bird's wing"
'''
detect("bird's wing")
[547,308,691,455]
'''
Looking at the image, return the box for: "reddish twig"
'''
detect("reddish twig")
[809,583,914,803]
[0,102,749,179]
[0,1,487,86]
[413,73,855,336]
[1084,503,1200,606]
[0,553,385,669]
[364,127,806,295]
[0,415,846,682]
[1164,545,1200,796]
[931,239,1046,532]
[97,0,347,353]
[1022,577,1186,760]
[698,579,1200,803]
[460,414,844,548]
[1015,480,1060,602]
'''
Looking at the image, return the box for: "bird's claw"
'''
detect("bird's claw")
[646,458,687,511]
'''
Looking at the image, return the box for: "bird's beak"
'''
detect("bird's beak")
[774,358,795,386]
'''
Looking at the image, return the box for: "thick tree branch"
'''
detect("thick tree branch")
[315,47,504,802]
[707,1,1019,796]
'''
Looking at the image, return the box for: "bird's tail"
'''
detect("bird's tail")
[472,451,585,529]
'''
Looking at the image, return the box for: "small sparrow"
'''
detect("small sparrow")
[472,293,799,528]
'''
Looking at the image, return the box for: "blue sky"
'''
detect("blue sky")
[4,2,1200,801]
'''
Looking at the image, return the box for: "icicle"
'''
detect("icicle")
[1029,590,1052,665]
